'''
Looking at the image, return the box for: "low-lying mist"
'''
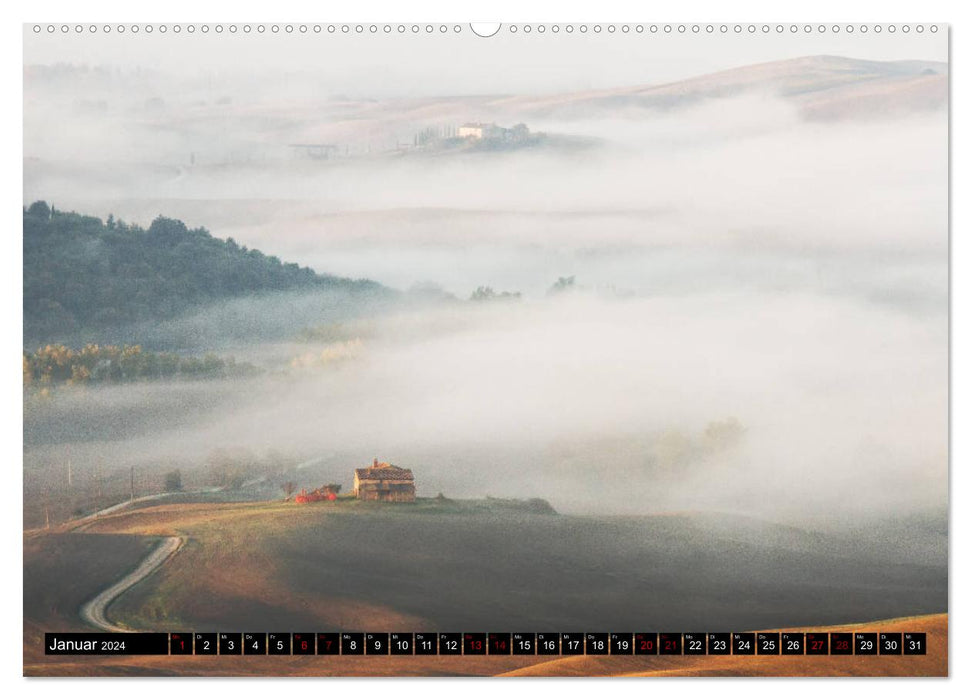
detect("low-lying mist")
[24,285,947,528]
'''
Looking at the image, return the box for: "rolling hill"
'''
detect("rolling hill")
[27,499,946,633]
[23,498,947,676]
[287,55,947,145]
[490,55,947,120]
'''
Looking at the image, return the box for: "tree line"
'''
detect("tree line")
[23,343,257,388]
[23,201,384,339]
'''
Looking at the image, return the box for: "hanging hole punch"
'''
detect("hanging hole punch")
[470,23,501,38]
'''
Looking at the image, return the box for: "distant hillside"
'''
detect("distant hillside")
[285,56,946,144]
[23,201,386,341]
[488,55,948,121]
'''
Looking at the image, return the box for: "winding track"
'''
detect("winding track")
[79,536,184,632]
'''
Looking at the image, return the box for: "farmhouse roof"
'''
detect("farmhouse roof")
[355,462,414,481]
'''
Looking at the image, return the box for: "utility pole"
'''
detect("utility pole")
[67,457,72,488]
[130,466,135,502]
[44,487,52,529]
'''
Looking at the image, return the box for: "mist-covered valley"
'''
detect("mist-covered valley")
[23,47,947,560]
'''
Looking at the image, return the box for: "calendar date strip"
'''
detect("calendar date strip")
[46,631,927,656]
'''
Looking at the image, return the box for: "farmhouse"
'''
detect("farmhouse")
[354,458,416,502]
[457,122,496,139]
[457,122,531,142]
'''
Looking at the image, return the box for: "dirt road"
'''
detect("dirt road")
[78,536,183,632]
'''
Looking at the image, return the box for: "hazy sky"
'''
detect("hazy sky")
[23,24,948,96]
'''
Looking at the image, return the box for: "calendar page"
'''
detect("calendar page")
[22,22,948,677]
